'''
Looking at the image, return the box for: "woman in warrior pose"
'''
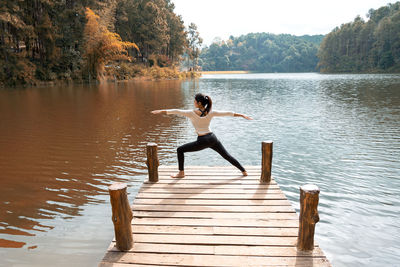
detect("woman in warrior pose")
[151,93,253,178]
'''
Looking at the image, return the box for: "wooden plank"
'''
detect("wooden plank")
[130,233,298,246]
[159,166,261,170]
[137,191,284,196]
[133,211,298,220]
[141,183,280,189]
[132,198,292,206]
[132,204,295,213]
[109,242,213,254]
[138,188,283,194]
[157,175,263,179]
[99,262,160,267]
[139,187,281,193]
[130,225,299,236]
[132,225,214,235]
[212,226,299,237]
[112,234,309,247]
[143,183,278,188]
[143,180,278,185]
[132,218,299,227]
[158,176,264,180]
[158,169,261,173]
[157,169,261,172]
[157,173,261,177]
[159,164,261,170]
[214,245,325,257]
[135,193,286,199]
[107,243,326,257]
[158,170,261,173]
[102,252,331,266]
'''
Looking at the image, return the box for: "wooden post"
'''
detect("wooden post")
[108,183,133,251]
[260,141,273,183]
[297,184,320,251]
[146,142,159,182]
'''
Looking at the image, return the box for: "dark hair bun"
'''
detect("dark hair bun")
[195,93,212,116]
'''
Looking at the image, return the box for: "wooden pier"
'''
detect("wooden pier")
[100,163,331,266]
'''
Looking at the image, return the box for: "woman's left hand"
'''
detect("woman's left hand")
[242,114,253,120]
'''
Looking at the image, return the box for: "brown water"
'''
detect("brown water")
[0,80,193,266]
[0,74,399,266]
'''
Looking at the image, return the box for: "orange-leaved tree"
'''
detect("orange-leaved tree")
[83,7,139,80]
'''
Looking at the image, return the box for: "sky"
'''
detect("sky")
[172,0,398,45]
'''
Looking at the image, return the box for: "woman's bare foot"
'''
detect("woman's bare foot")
[242,171,248,176]
[171,171,185,178]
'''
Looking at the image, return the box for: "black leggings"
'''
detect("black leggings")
[177,132,245,172]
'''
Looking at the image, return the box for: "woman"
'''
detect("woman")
[151,93,253,178]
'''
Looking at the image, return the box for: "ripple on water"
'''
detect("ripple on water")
[0,75,399,266]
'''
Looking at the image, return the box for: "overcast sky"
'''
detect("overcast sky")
[172,0,398,45]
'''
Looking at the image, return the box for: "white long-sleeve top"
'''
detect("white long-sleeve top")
[165,109,235,135]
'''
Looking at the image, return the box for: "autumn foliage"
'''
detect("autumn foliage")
[0,1,191,86]
[83,7,139,80]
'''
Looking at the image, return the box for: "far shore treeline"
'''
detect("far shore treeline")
[201,2,400,74]
[2,1,400,86]
[200,33,324,72]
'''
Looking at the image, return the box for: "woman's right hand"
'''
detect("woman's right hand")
[151,110,165,115]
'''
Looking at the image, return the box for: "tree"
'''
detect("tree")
[187,22,203,70]
[115,0,186,64]
[83,7,138,80]
[165,3,186,62]
[115,0,168,60]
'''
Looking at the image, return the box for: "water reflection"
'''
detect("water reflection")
[0,80,187,249]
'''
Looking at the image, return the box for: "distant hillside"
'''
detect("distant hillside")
[298,35,325,45]
[199,33,324,72]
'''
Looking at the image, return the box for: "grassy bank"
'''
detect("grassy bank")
[0,65,201,87]
[201,71,250,74]
[105,64,201,81]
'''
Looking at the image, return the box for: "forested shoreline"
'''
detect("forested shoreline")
[0,0,202,86]
[2,1,400,86]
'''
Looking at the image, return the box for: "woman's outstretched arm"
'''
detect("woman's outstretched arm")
[234,113,253,120]
[151,109,193,117]
[211,110,253,120]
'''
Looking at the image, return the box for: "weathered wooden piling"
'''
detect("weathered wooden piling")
[297,184,320,251]
[260,141,273,183]
[146,143,159,182]
[108,183,133,251]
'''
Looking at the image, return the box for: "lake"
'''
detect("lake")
[0,73,399,266]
